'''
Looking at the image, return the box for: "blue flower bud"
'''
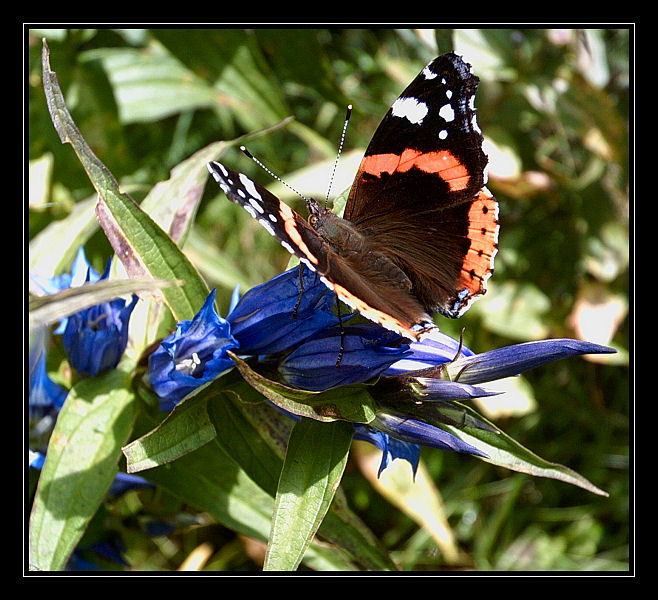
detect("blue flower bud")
[446,338,617,384]
[371,410,489,459]
[63,294,138,377]
[278,324,410,391]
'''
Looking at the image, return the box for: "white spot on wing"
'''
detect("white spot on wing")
[439,103,455,123]
[249,197,264,214]
[300,258,316,272]
[258,218,275,236]
[422,65,437,79]
[391,97,428,124]
[243,204,257,219]
[239,173,262,201]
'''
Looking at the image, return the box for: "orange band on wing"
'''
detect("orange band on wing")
[361,150,469,191]
[457,187,499,291]
[331,281,420,340]
[278,203,319,265]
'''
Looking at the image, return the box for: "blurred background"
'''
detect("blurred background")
[27,27,630,571]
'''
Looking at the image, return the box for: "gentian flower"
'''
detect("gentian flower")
[227,265,340,355]
[148,289,238,411]
[274,317,616,474]
[278,324,410,391]
[38,248,139,377]
[357,335,616,473]
[31,246,102,295]
[369,411,489,458]
[148,265,344,409]
[63,291,138,377]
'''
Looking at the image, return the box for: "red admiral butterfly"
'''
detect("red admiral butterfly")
[208,53,499,341]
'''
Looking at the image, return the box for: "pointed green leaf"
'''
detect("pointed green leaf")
[42,39,209,321]
[29,277,176,331]
[264,418,353,571]
[441,402,609,496]
[82,45,218,124]
[29,368,137,571]
[123,394,216,473]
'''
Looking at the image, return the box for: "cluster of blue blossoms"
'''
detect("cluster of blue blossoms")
[30,249,615,476]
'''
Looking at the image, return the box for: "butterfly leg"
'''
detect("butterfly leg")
[292,263,305,318]
[335,294,345,368]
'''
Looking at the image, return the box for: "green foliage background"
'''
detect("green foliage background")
[28,27,630,572]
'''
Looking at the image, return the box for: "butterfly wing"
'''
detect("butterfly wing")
[344,53,499,318]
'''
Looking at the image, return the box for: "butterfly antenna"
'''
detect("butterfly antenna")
[325,104,353,206]
[240,145,311,204]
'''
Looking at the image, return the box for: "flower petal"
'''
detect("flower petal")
[371,411,489,459]
[148,290,238,409]
[63,294,138,376]
[385,329,474,376]
[408,377,502,401]
[354,425,421,476]
[447,338,617,384]
[279,324,409,391]
[228,265,339,355]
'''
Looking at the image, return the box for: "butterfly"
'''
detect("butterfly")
[208,53,499,341]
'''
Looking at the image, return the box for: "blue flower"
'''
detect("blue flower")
[442,338,617,385]
[28,339,68,419]
[384,329,474,377]
[148,262,618,477]
[148,289,238,410]
[353,426,421,476]
[370,411,489,458]
[278,324,410,391]
[227,265,340,355]
[63,292,138,377]
[31,247,102,295]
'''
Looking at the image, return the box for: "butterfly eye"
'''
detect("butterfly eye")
[309,214,319,227]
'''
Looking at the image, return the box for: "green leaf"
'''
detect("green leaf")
[264,418,353,571]
[41,39,209,322]
[139,140,229,246]
[122,394,216,473]
[29,368,137,571]
[139,428,359,571]
[229,351,377,423]
[207,389,286,497]
[28,277,176,331]
[207,381,396,570]
[28,194,98,279]
[82,45,218,124]
[441,402,609,496]
[143,439,278,542]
